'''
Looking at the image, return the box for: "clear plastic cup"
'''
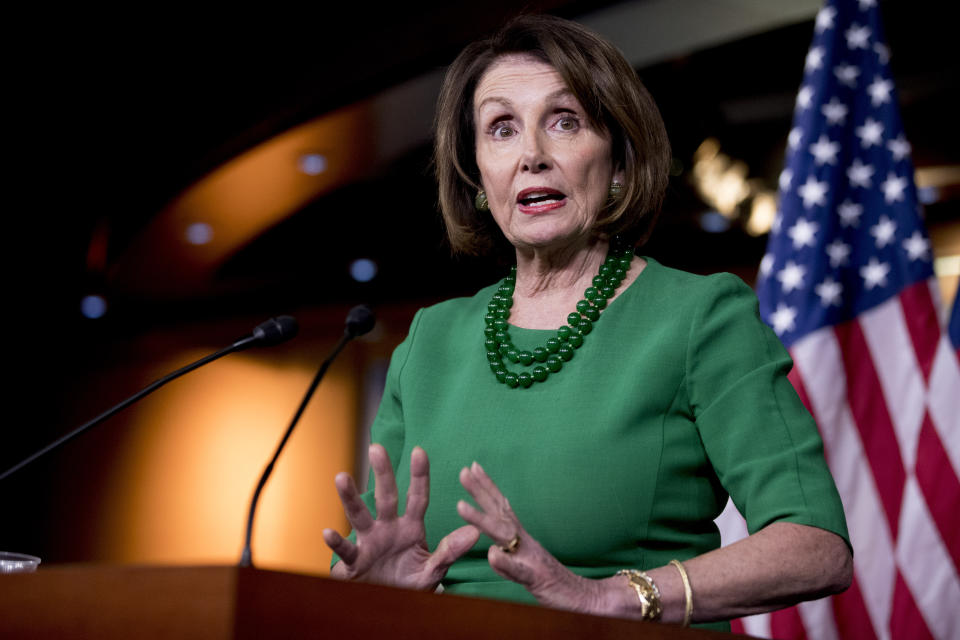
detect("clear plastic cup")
[0,551,41,574]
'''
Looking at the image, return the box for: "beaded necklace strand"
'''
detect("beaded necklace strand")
[483,241,633,388]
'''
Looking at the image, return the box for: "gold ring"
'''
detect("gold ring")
[500,535,520,554]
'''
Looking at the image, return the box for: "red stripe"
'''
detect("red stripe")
[729,618,746,635]
[915,412,960,574]
[769,605,807,640]
[786,362,815,419]
[833,320,906,539]
[890,571,934,640]
[831,575,878,640]
[899,282,941,383]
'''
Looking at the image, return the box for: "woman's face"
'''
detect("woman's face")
[473,55,619,253]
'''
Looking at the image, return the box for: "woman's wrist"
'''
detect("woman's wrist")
[596,564,688,623]
[594,574,649,618]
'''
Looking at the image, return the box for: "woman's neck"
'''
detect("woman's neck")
[508,239,605,330]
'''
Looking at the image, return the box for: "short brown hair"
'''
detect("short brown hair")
[434,14,671,255]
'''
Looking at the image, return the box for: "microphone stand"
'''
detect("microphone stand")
[239,306,374,568]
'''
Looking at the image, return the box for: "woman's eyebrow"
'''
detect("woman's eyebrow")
[476,88,576,113]
[476,96,513,112]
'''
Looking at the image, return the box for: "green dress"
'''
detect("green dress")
[350,258,848,626]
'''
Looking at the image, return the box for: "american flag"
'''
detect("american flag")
[716,1,960,638]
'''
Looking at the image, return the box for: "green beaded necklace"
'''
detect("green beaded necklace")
[483,242,634,388]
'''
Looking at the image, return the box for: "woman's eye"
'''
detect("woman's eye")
[556,117,579,131]
[492,125,516,138]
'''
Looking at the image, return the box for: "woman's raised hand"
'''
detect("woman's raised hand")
[457,461,621,615]
[323,444,480,590]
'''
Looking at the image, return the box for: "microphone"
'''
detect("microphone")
[239,305,375,568]
[345,305,375,338]
[0,316,299,482]
[238,316,299,350]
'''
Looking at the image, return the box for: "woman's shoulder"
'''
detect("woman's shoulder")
[636,257,756,312]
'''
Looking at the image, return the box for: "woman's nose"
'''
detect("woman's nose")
[521,131,551,173]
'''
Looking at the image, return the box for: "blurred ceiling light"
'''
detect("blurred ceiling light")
[747,191,778,236]
[915,165,960,188]
[81,294,108,319]
[917,186,940,205]
[298,153,328,176]
[934,255,960,278]
[349,258,378,283]
[185,222,214,245]
[692,138,750,216]
[112,103,377,298]
[699,210,731,233]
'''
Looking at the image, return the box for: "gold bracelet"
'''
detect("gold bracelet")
[670,559,693,627]
[616,569,662,621]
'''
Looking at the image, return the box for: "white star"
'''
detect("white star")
[858,0,877,9]
[826,239,851,267]
[871,215,897,248]
[867,76,893,106]
[760,253,775,277]
[881,172,908,203]
[816,6,837,33]
[797,176,829,208]
[777,261,807,293]
[806,46,825,73]
[796,85,815,110]
[787,218,819,249]
[874,42,890,64]
[903,231,931,261]
[822,98,849,125]
[845,24,872,49]
[770,303,798,335]
[856,118,884,148]
[835,64,860,88]
[779,168,793,191]
[838,200,864,227]
[809,134,840,166]
[788,127,803,150]
[847,158,875,188]
[888,134,911,162]
[860,257,891,290]
[816,277,844,307]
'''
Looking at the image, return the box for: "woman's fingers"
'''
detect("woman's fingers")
[370,444,400,520]
[405,446,430,521]
[334,472,375,532]
[458,464,521,545]
[323,528,359,565]
[461,462,514,518]
[427,525,481,576]
[457,497,520,549]
[488,545,536,586]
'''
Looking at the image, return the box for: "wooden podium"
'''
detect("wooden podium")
[0,565,738,638]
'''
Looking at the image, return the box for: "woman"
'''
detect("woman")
[323,15,851,630]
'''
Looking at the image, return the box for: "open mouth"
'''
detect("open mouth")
[517,188,567,212]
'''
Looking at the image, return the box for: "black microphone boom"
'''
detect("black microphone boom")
[0,316,299,482]
[239,305,375,568]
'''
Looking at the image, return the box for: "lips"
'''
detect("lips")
[517,187,567,214]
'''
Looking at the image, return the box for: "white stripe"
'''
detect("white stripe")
[798,596,840,640]
[859,296,925,469]
[895,478,960,640]
[715,497,749,547]
[741,612,772,639]
[793,330,893,640]
[928,337,960,478]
